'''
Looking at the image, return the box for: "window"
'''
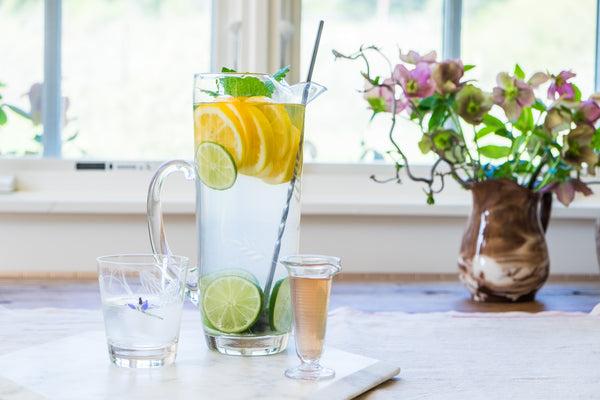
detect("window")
[62,0,210,159]
[301,0,442,163]
[462,0,596,95]
[0,0,44,156]
[2,0,600,162]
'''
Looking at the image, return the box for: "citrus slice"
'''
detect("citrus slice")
[202,275,263,333]
[196,142,237,190]
[200,269,260,290]
[269,278,292,332]
[241,105,274,177]
[263,125,302,185]
[260,104,291,159]
[194,104,245,164]
[222,100,256,172]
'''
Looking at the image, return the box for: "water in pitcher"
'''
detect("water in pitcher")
[193,98,305,341]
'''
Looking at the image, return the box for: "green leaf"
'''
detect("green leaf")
[514,107,534,133]
[482,114,504,128]
[593,128,600,151]
[272,65,290,82]
[0,107,7,125]
[511,133,527,153]
[514,64,525,80]
[532,98,546,112]
[221,67,236,73]
[428,104,446,131]
[572,84,582,102]
[475,126,496,140]
[220,75,273,97]
[5,104,31,119]
[417,96,437,111]
[479,145,511,159]
[200,89,220,97]
[495,127,513,139]
[367,97,387,114]
[463,64,475,72]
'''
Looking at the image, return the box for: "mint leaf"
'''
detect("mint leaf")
[272,66,290,82]
[213,66,291,98]
[221,76,273,97]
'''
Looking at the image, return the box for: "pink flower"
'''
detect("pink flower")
[547,70,576,100]
[492,72,534,120]
[432,60,464,94]
[578,99,600,124]
[399,50,437,65]
[393,63,435,99]
[363,79,408,114]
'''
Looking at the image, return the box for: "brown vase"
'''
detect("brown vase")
[458,179,552,302]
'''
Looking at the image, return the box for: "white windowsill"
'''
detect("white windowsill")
[0,159,598,219]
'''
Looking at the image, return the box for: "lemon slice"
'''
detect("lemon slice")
[263,125,301,184]
[241,105,274,177]
[196,142,237,190]
[194,104,245,165]
[222,101,256,172]
[260,104,291,160]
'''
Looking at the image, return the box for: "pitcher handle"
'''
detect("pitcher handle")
[147,160,200,305]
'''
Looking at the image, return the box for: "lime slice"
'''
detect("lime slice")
[202,275,262,333]
[269,278,292,332]
[196,142,237,190]
[200,269,259,290]
[194,103,245,164]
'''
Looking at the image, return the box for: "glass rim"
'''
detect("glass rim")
[279,254,341,269]
[194,72,272,80]
[96,253,189,268]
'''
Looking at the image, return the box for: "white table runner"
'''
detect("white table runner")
[2,306,600,399]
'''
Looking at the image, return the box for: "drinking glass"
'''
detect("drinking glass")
[97,254,189,368]
[281,254,341,380]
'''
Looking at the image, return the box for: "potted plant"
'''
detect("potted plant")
[335,46,600,302]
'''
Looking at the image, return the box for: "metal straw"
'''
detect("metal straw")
[262,20,324,305]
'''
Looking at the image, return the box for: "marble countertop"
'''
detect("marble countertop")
[1,306,600,399]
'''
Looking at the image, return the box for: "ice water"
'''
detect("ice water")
[194,99,305,340]
[102,296,183,349]
[289,277,332,361]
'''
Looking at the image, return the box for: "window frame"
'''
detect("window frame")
[34,0,600,160]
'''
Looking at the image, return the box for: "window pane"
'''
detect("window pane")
[463,0,596,96]
[62,0,211,159]
[301,0,442,163]
[0,0,44,156]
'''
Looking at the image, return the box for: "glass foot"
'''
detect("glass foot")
[285,363,335,381]
[108,341,178,368]
[205,332,289,356]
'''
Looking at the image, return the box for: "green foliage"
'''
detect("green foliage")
[513,64,525,80]
[479,145,512,159]
[332,44,600,205]
[215,66,291,98]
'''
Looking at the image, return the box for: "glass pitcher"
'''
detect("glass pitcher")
[147,72,325,356]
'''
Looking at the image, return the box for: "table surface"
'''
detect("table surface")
[1,279,599,312]
[1,279,600,399]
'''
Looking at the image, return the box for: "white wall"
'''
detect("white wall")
[0,160,598,276]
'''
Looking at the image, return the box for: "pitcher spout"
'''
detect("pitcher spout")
[289,82,327,104]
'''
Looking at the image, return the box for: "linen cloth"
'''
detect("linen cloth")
[1,306,599,399]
